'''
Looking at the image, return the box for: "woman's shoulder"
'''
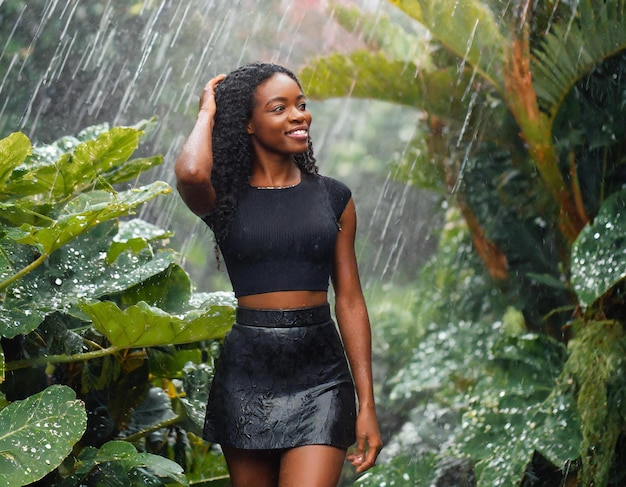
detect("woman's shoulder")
[309,173,352,218]
[311,173,352,199]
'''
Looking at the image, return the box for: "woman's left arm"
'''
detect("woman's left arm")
[331,197,383,473]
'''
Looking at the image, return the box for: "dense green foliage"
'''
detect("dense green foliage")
[0,125,234,486]
[300,1,626,485]
[2,1,626,486]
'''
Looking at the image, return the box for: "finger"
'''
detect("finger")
[199,74,226,110]
[363,444,380,471]
[349,436,367,466]
[208,73,226,90]
[355,438,382,473]
[355,452,375,473]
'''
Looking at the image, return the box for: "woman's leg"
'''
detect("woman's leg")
[222,447,282,487]
[279,445,346,487]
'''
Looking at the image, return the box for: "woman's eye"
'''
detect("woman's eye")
[298,103,307,110]
[271,105,285,112]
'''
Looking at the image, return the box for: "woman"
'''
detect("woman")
[174,62,382,487]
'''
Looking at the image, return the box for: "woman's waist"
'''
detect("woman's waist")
[236,289,327,310]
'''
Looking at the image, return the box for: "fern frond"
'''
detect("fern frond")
[532,0,626,120]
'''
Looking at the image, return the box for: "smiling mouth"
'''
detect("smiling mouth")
[286,129,308,136]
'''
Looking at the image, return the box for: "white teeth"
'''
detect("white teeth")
[288,129,307,135]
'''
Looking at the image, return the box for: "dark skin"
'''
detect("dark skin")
[175,73,382,486]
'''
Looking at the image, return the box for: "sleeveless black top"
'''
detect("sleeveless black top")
[206,172,351,297]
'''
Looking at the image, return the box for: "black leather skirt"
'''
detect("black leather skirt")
[203,304,356,450]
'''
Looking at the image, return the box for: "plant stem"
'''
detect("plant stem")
[0,252,49,292]
[123,415,184,443]
[4,345,125,371]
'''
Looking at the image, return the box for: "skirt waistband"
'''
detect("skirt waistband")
[235,303,331,328]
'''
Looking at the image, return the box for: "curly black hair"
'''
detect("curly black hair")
[206,62,318,243]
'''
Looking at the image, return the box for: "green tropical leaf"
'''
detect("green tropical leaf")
[0,132,32,187]
[108,218,174,263]
[570,189,626,308]
[388,0,506,91]
[57,440,188,487]
[0,385,87,486]
[0,307,46,339]
[330,3,432,65]
[355,452,438,486]
[1,220,181,326]
[0,235,36,286]
[565,319,626,486]
[4,183,171,257]
[117,264,193,313]
[533,0,626,119]
[2,126,151,202]
[100,155,163,186]
[299,51,474,121]
[456,333,577,485]
[82,299,235,348]
[121,387,179,440]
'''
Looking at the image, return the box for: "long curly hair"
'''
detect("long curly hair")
[207,62,318,243]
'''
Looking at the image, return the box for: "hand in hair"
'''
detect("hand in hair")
[199,74,226,116]
[174,74,226,217]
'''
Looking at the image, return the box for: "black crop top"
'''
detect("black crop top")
[205,172,351,297]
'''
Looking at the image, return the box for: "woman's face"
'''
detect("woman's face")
[246,73,312,158]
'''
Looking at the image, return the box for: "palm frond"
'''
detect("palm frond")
[389,0,507,93]
[329,2,432,67]
[298,50,474,121]
[533,0,626,120]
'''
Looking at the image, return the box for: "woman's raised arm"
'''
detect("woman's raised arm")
[174,74,225,217]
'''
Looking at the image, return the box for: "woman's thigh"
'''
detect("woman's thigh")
[222,447,281,487]
[279,445,346,487]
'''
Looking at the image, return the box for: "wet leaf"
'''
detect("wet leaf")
[355,452,438,486]
[57,440,188,487]
[455,333,578,485]
[109,218,174,262]
[117,264,192,313]
[120,387,178,443]
[0,306,46,339]
[0,385,86,486]
[5,183,171,257]
[388,0,506,89]
[565,319,626,486]
[389,320,497,402]
[571,189,626,308]
[331,3,432,65]
[0,132,32,188]
[101,155,163,186]
[533,0,626,119]
[2,127,150,201]
[2,220,182,321]
[299,51,474,121]
[81,300,234,348]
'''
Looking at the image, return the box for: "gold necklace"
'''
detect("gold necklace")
[251,182,300,190]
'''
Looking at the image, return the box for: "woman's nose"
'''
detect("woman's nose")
[290,106,305,121]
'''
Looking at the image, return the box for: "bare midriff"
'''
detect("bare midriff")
[237,290,328,310]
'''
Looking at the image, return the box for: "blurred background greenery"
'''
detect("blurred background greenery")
[2,1,626,485]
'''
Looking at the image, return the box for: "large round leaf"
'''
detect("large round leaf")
[0,385,86,486]
[82,299,235,348]
[571,189,626,308]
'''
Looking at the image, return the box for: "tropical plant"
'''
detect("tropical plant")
[0,123,234,486]
[299,1,626,485]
